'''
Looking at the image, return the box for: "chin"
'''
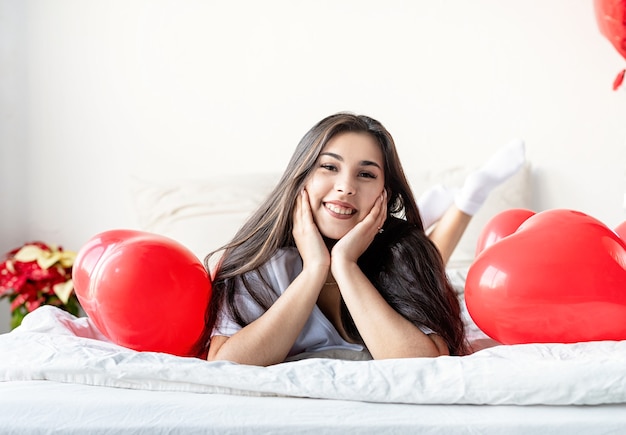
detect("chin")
[320,228,350,241]
[316,217,355,241]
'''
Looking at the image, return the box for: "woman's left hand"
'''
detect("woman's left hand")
[331,190,387,264]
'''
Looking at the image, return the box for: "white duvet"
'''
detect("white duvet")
[1,306,625,406]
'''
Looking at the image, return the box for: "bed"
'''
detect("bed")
[2,163,626,434]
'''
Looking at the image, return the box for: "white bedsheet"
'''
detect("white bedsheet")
[1,306,625,406]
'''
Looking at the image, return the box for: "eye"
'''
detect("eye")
[320,163,337,172]
[358,171,377,179]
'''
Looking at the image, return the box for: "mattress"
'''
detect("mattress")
[2,380,626,434]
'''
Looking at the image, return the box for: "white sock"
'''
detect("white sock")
[418,184,456,229]
[455,138,526,216]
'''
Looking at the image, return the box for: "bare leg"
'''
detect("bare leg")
[427,206,471,265]
[420,139,526,265]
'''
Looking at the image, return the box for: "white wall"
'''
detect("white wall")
[1,0,625,332]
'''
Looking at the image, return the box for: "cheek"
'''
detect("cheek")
[359,198,378,217]
[362,184,384,209]
[304,177,325,206]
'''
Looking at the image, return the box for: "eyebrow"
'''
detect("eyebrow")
[320,152,382,169]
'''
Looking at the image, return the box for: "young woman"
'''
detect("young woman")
[198,113,524,366]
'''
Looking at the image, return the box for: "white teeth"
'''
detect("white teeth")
[326,203,355,215]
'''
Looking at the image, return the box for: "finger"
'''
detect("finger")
[379,190,388,229]
[364,193,386,236]
[300,189,315,226]
[359,196,384,236]
[369,192,385,222]
[293,190,301,217]
[293,190,304,231]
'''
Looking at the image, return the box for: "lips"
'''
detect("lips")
[324,202,356,217]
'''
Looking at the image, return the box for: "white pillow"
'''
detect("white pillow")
[131,173,280,264]
[130,163,531,269]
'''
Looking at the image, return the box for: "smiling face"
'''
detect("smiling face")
[304,131,386,240]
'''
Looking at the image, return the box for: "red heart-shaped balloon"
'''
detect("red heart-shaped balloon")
[73,229,212,357]
[475,208,536,256]
[594,0,626,60]
[594,0,626,89]
[615,220,626,241]
[465,209,626,344]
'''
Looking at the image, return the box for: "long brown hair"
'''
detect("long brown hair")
[194,112,466,356]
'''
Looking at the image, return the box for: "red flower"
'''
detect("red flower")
[0,242,81,329]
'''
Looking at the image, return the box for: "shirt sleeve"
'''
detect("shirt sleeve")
[211,248,302,338]
[211,277,266,338]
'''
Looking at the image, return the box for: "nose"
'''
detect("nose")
[335,176,355,196]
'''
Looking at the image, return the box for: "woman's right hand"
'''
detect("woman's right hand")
[292,189,331,272]
[208,189,330,367]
